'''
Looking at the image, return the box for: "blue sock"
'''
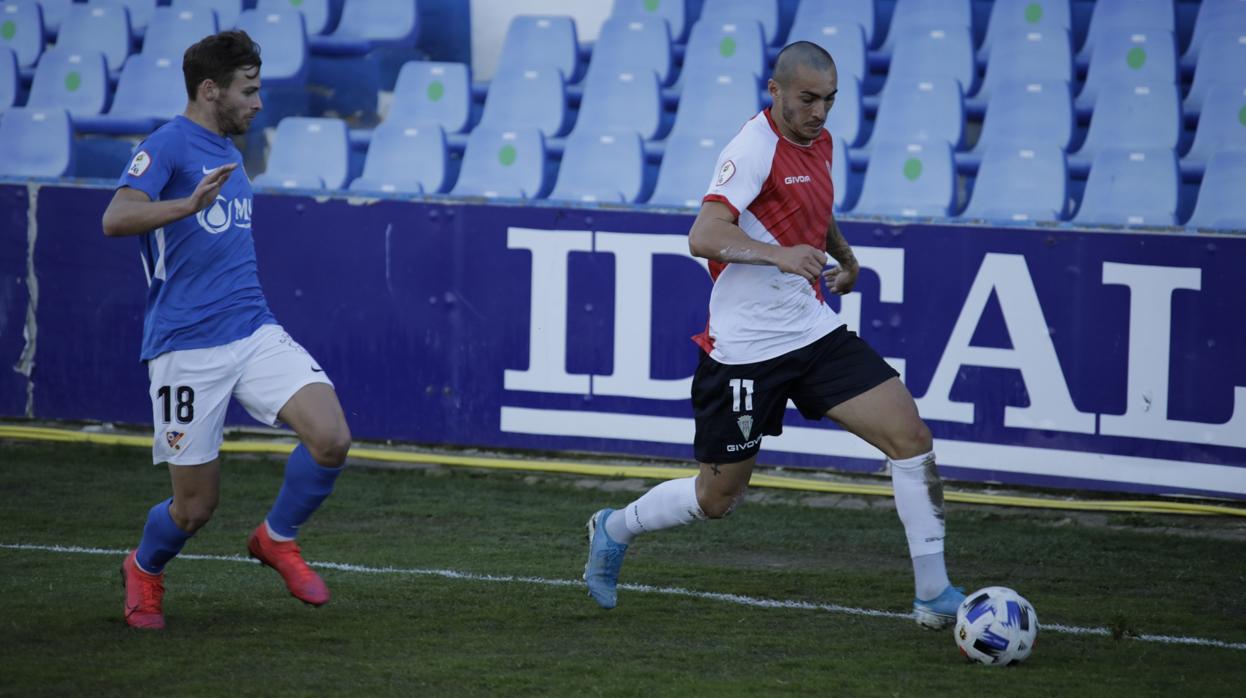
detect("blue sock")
[135,498,192,574]
[266,444,343,539]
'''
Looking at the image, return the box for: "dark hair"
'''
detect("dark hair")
[773,41,836,85]
[182,30,262,100]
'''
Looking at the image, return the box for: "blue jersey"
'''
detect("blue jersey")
[118,116,276,361]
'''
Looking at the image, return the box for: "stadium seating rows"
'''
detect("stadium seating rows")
[0,0,1243,232]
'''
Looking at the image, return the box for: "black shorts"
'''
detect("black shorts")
[691,326,899,464]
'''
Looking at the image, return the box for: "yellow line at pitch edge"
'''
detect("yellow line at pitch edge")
[2,425,1243,519]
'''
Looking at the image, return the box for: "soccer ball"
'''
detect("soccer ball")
[954,586,1039,666]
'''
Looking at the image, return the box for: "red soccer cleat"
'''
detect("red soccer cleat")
[247,523,330,606]
[121,549,166,630]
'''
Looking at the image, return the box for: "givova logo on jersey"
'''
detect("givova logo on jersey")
[196,195,253,234]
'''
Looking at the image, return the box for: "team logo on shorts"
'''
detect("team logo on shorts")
[716,159,736,186]
[165,430,185,450]
[736,415,753,439]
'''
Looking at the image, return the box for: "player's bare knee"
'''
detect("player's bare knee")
[888,419,933,460]
[700,489,745,519]
[308,427,351,467]
[171,499,216,533]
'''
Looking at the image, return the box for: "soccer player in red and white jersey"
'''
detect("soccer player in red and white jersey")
[584,41,964,629]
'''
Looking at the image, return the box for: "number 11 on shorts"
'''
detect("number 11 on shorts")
[730,379,754,412]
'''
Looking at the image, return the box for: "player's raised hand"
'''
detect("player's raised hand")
[823,261,859,295]
[772,244,829,282]
[187,163,238,213]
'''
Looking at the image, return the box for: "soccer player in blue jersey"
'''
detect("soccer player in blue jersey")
[102,30,352,630]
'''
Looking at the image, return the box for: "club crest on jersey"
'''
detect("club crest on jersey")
[128,150,152,177]
[716,159,736,186]
[165,430,185,450]
[736,415,753,439]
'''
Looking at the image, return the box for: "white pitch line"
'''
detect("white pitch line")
[4,542,1245,652]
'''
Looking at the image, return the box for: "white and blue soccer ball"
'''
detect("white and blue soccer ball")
[954,586,1039,666]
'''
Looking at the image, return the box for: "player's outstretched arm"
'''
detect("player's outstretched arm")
[689,200,827,282]
[102,163,237,237]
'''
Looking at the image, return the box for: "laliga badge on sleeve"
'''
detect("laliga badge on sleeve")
[128,150,152,177]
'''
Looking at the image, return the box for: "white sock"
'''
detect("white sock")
[913,553,950,601]
[265,519,294,542]
[890,451,950,598]
[604,476,706,545]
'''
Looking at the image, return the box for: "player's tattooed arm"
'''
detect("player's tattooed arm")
[823,213,859,295]
[689,200,826,282]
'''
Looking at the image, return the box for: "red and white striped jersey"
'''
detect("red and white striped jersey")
[695,108,844,364]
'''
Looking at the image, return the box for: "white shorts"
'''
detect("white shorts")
[147,324,333,466]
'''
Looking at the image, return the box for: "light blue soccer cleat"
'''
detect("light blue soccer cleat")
[913,584,966,630]
[583,508,629,609]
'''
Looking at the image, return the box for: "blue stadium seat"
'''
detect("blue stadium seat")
[870,76,964,149]
[1078,0,1175,65]
[451,127,547,199]
[1181,84,1246,174]
[1183,29,1246,117]
[172,0,243,32]
[1073,147,1179,227]
[974,28,1073,104]
[142,6,219,61]
[784,22,867,87]
[1181,0,1246,70]
[349,122,448,195]
[590,15,672,86]
[825,74,863,147]
[254,117,349,190]
[612,0,688,43]
[108,54,185,121]
[793,0,875,48]
[979,0,1071,60]
[38,0,72,38]
[235,8,307,86]
[495,15,578,81]
[878,0,972,58]
[1076,29,1176,111]
[1186,150,1246,230]
[1071,82,1181,167]
[830,133,850,211]
[962,144,1068,222]
[647,131,732,208]
[59,3,132,75]
[476,65,567,137]
[0,46,16,111]
[0,107,74,176]
[256,0,330,36]
[329,0,418,43]
[576,66,662,141]
[667,68,759,140]
[972,80,1074,155]
[388,61,472,134]
[681,18,767,80]
[0,1,44,71]
[26,48,109,118]
[700,0,779,45]
[90,0,154,38]
[549,130,645,203]
[853,140,956,218]
[887,24,976,93]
